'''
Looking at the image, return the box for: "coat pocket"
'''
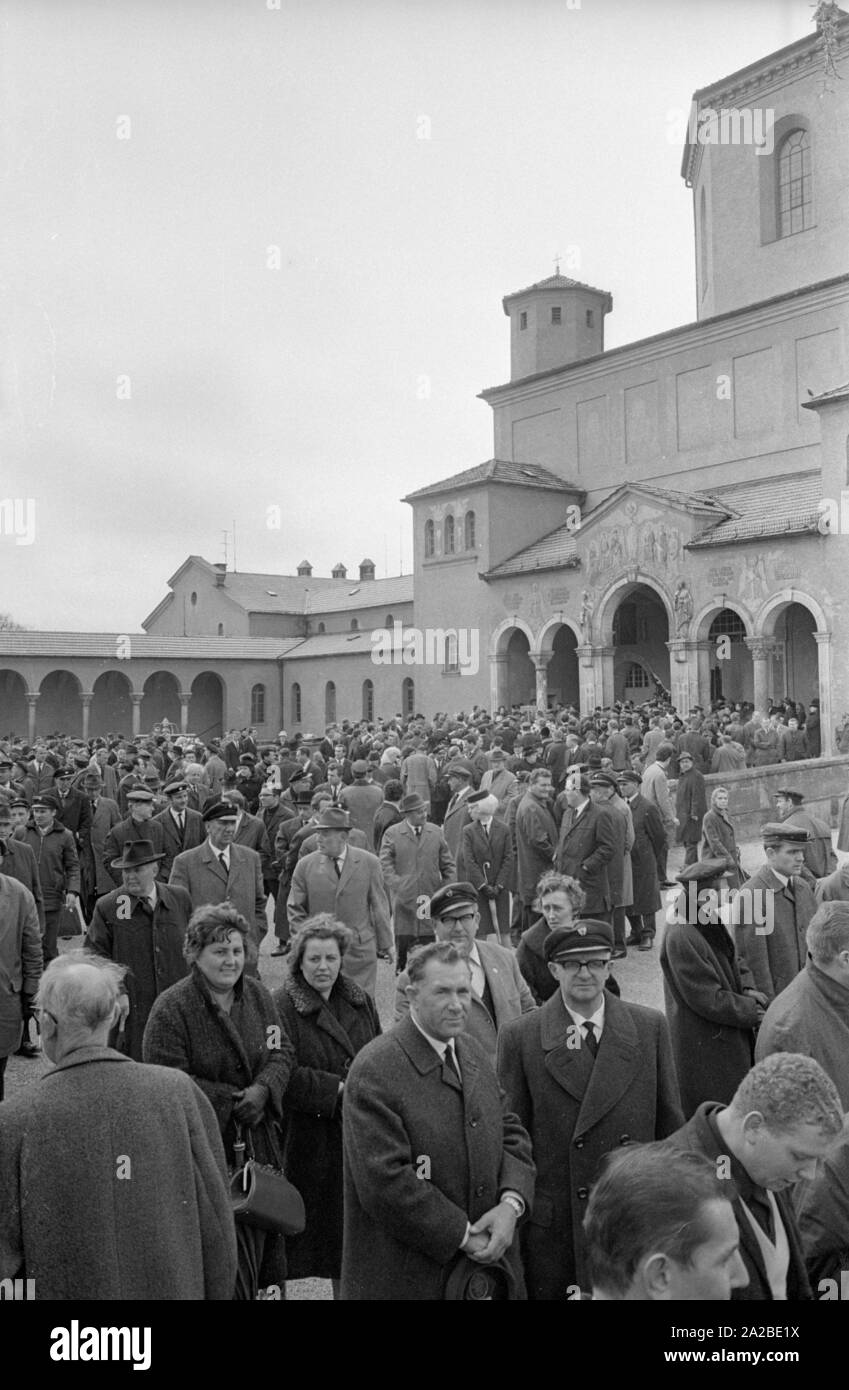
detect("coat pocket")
[528,1193,554,1229]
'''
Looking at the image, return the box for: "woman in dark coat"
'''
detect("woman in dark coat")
[143,902,294,1299]
[700,785,743,890]
[273,913,380,1296]
[660,859,766,1119]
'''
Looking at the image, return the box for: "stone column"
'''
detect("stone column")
[576,645,598,716]
[489,653,507,715]
[744,637,776,714]
[666,639,690,716]
[130,693,144,739]
[532,658,548,714]
[814,632,834,757]
[81,692,94,742]
[26,693,39,744]
[179,694,191,735]
[597,646,616,709]
[693,640,713,710]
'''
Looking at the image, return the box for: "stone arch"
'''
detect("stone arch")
[141,671,182,734]
[491,617,536,657]
[595,571,674,646]
[38,669,83,736]
[756,588,828,638]
[535,620,580,710]
[189,672,224,739]
[90,669,134,738]
[693,598,753,642]
[0,669,29,738]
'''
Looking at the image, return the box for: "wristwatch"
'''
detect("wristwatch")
[499,1192,525,1219]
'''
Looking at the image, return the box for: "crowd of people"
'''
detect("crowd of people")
[1,690,849,1302]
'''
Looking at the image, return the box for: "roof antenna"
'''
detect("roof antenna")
[554,251,561,275]
[221,529,229,568]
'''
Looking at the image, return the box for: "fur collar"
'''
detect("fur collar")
[284,969,368,1016]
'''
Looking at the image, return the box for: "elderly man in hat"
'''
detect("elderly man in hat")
[497,920,682,1300]
[441,760,476,862]
[514,768,558,934]
[169,802,267,975]
[341,939,534,1301]
[773,788,836,883]
[153,779,206,881]
[394,881,534,1064]
[457,791,514,946]
[86,839,192,1060]
[338,760,383,850]
[80,768,122,917]
[18,795,81,965]
[269,776,314,957]
[379,793,455,971]
[675,748,707,869]
[102,787,166,888]
[289,807,393,997]
[618,766,666,951]
[662,859,765,1118]
[588,771,633,958]
[555,771,617,928]
[732,823,818,1002]
[479,747,518,811]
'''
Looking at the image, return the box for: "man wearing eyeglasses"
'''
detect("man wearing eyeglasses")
[497,920,682,1301]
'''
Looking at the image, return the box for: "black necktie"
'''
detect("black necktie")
[218,853,229,876]
[583,1021,599,1058]
[334,858,342,878]
[443,1042,461,1085]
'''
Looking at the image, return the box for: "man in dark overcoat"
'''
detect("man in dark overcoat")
[555,771,616,920]
[661,860,763,1118]
[103,788,166,887]
[675,750,707,867]
[497,921,682,1300]
[152,779,205,881]
[86,839,192,1061]
[341,940,534,1300]
[456,791,514,944]
[733,823,817,1001]
[618,767,666,949]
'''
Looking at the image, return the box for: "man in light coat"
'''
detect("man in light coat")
[640,741,676,881]
[0,953,237,1298]
[169,802,267,973]
[0,844,42,1096]
[289,806,394,997]
[733,823,817,1002]
[379,794,455,971]
[515,768,558,930]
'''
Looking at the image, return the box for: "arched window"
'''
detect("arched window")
[317,621,326,634]
[624,662,650,689]
[350,618,359,631]
[291,683,302,724]
[424,519,435,558]
[444,514,455,554]
[778,129,812,238]
[444,634,459,672]
[464,511,476,549]
[250,684,265,724]
[385,614,394,628]
[190,591,197,606]
[699,186,708,293]
[362,679,374,721]
[325,681,336,725]
[402,677,415,716]
[217,622,224,636]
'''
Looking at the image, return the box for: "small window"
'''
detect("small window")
[464,511,476,549]
[585,309,594,328]
[444,515,455,554]
[778,128,812,238]
[625,662,649,688]
[317,622,326,634]
[217,623,224,636]
[385,614,394,628]
[250,684,265,724]
[402,677,415,717]
[551,306,561,325]
[519,311,527,330]
[424,519,435,558]
[325,681,336,725]
[350,618,359,631]
[444,634,459,672]
[190,591,197,606]
[291,683,302,723]
[362,679,374,721]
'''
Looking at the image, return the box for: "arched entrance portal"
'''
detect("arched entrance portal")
[38,670,82,736]
[610,583,670,702]
[0,670,28,738]
[505,629,535,709]
[91,671,133,738]
[775,603,818,708]
[189,673,224,739]
[141,672,181,734]
[707,609,753,705]
[541,624,579,710]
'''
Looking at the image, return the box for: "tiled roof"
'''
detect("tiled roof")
[0,633,295,660]
[305,576,413,614]
[599,481,734,519]
[403,459,582,502]
[482,527,581,579]
[802,381,849,407]
[687,473,823,548]
[152,561,412,620]
[283,631,391,660]
[502,273,612,309]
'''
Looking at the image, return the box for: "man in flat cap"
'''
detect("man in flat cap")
[169,802,267,975]
[380,793,455,972]
[289,806,393,997]
[86,839,192,1060]
[153,779,206,881]
[394,882,535,1064]
[497,920,682,1299]
[441,760,476,862]
[773,788,836,884]
[555,771,617,928]
[588,771,633,958]
[18,796,81,965]
[618,767,666,951]
[732,823,818,1002]
[102,787,166,888]
[457,791,514,947]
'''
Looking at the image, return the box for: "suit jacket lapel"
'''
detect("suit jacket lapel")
[575,995,640,1135]
[540,993,595,1102]
[202,844,229,885]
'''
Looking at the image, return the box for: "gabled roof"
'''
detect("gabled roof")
[0,633,295,660]
[687,472,823,548]
[502,273,612,313]
[403,459,584,503]
[587,481,734,526]
[305,576,413,615]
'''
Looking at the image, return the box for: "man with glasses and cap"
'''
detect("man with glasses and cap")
[169,802,267,975]
[380,793,455,973]
[497,919,682,1300]
[102,787,166,888]
[289,806,394,997]
[732,822,818,1002]
[19,795,81,966]
[394,882,534,1065]
[152,779,206,882]
[86,839,192,1060]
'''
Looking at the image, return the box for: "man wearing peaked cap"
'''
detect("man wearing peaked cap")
[556,769,617,930]
[152,778,205,881]
[731,821,818,1002]
[102,787,166,889]
[379,792,455,971]
[497,908,682,1300]
[168,801,266,978]
[86,840,192,1061]
[774,788,837,883]
[441,759,476,863]
[18,795,81,964]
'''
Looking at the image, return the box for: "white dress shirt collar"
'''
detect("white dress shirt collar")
[563,994,606,1038]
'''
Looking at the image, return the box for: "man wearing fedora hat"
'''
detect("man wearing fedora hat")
[497,920,682,1300]
[87,839,192,1061]
[102,788,166,888]
[289,806,393,997]
[380,794,455,972]
[732,823,818,1002]
[618,767,666,952]
[169,802,267,975]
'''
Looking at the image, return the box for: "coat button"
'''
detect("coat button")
[577,1186,589,1200]
[619,1135,630,1145]
[475,1184,485,1197]
[574,1137,584,1149]
[469,1118,478,1128]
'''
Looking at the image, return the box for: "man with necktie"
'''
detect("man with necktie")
[86,839,192,1061]
[457,791,514,947]
[341,940,535,1300]
[153,779,205,881]
[379,793,455,972]
[168,802,267,975]
[733,823,818,1002]
[497,921,682,1300]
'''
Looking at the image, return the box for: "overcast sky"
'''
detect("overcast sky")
[0,0,816,630]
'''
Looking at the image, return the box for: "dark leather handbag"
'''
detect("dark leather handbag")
[230,1123,306,1237]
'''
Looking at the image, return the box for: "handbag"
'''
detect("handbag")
[230,1122,306,1237]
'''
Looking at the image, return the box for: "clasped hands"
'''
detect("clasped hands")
[463,1201,517,1264]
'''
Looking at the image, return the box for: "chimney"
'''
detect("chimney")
[297,560,313,577]
[359,558,376,581]
[331,562,347,579]
[213,562,226,588]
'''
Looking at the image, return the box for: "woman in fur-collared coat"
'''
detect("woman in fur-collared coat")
[273,914,380,1291]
